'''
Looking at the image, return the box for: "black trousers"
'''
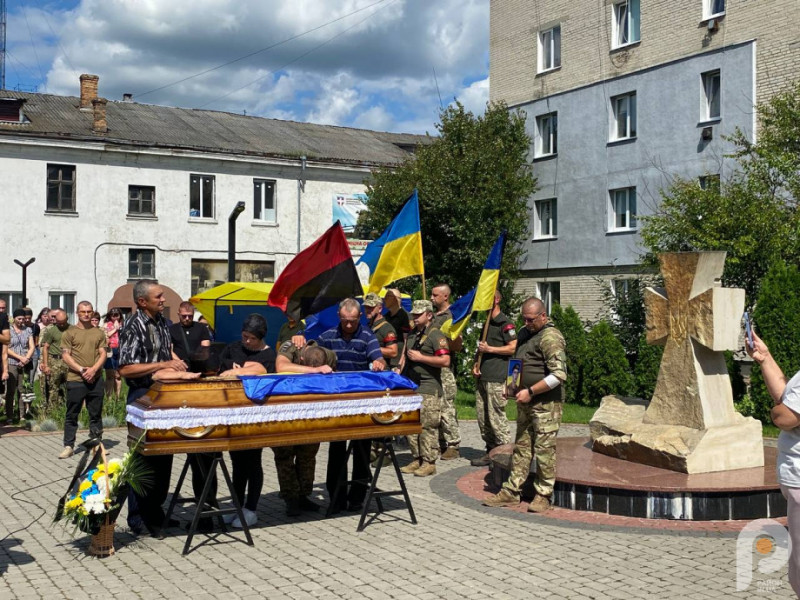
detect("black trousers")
[64,378,103,448]
[230,448,263,511]
[189,453,219,508]
[326,439,371,509]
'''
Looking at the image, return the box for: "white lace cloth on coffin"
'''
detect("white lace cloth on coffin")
[126,394,423,431]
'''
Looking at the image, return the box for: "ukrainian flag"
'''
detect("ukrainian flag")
[357,191,424,293]
[440,231,506,340]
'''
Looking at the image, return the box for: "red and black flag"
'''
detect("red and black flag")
[268,222,362,321]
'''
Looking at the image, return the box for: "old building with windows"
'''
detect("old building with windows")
[491,0,800,318]
[0,75,424,320]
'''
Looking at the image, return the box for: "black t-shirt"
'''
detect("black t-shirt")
[0,313,8,333]
[169,321,211,363]
[220,341,276,373]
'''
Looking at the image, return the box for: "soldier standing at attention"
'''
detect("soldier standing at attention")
[483,297,567,513]
[470,291,517,467]
[398,300,450,477]
[430,283,463,460]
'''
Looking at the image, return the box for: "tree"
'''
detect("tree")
[357,101,537,297]
[550,304,587,404]
[633,333,663,400]
[581,320,634,406]
[639,82,800,305]
[749,262,800,423]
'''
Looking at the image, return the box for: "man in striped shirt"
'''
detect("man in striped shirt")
[317,298,385,512]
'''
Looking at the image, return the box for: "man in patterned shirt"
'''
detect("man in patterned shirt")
[119,279,197,537]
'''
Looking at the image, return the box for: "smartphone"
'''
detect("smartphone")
[743,312,754,348]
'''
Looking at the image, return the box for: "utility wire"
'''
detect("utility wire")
[197,0,398,110]
[135,0,390,99]
[41,10,74,73]
[21,3,45,90]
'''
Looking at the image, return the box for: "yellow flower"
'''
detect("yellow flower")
[65,496,83,510]
[107,460,122,475]
[91,471,102,482]
[79,480,92,492]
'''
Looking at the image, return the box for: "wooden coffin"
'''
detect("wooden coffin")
[127,377,422,455]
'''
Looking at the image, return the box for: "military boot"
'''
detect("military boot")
[441,446,460,460]
[414,462,437,477]
[400,459,422,474]
[482,488,520,507]
[527,494,553,513]
[469,453,491,467]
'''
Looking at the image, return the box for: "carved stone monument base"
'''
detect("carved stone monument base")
[590,395,764,474]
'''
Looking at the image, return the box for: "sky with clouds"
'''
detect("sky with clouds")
[3,0,490,134]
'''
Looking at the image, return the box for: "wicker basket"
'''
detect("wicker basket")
[88,515,115,557]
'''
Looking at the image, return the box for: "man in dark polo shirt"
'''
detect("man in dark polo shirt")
[315,298,385,512]
[119,279,197,538]
[470,291,518,466]
[169,301,211,366]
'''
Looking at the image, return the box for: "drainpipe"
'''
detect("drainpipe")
[227,201,246,282]
[297,156,306,253]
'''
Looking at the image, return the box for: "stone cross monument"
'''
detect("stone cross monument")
[590,252,763,473]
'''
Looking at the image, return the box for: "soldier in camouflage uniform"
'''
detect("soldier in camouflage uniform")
[362,293,398,466]
[470,291,517,466]
[40,309,70,413]
[431,284,462,460]
[398,300,450,477]
[273,343,337,516]
[483,297,567,513]
[276,313,305,346]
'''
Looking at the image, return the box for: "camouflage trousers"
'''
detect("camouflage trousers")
[438,367,461,448]
[475,380,511,451]
[408,392,443,463]
[502,399,562,498]
[44,358,68,413]
[272,443,321,499]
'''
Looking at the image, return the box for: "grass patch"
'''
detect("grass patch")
[456,390,595,424]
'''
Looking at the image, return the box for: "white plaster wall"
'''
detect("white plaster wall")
[0,139,370,313]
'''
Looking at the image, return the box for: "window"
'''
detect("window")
[703,0,725,19]
[538,26,561,73]
[534,199,557,239]
[129,249,155,279]
[702,70,721,121]
[612,0,640,48]
[189,174,215,219]
[46,164,76,212]
[49,292,76,324]
[609,187,637,231]
[128,185,156,216]
[610,92,637,141]
[253,179,277,222]
[534,113,558,157]
[538,282,560,314]
[0,292,24,313]
[699,174,720,190]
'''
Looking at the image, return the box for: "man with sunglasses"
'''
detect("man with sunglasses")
[483,297,567,513]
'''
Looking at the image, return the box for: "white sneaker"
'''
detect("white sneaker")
[222,512,236,524]
[232,508,257,528]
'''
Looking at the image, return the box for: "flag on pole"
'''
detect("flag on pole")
[440,231,506,340]
[268,222,362,321]
[356,190,424,293]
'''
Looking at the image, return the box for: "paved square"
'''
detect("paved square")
[0,422,792,598]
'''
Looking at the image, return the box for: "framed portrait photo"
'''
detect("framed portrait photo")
[505,358,523,398]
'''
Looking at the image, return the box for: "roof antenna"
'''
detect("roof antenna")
[432,67,443,109]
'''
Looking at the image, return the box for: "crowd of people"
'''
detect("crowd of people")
[0,279,571,540]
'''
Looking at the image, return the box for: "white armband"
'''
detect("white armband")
[543,374,561,390]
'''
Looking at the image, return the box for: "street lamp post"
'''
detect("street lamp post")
[227,201,246,282]
[13,257,35,306]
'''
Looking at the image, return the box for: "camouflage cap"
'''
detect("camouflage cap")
[411,299,434,314]
[363,292,383,307]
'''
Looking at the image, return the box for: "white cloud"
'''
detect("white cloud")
[8,0,489,133]
[455,77,490,116]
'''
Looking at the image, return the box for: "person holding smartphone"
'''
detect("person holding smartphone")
[747,328,800,597]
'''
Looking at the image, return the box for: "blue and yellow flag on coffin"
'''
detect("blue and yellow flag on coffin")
[357,190,424,293]
[440,231,506,340]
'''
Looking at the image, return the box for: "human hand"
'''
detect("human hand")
[81,367,97,382]
[472,362,481,378]
[291,335,307,349]
[477,341,490,354]
[371,359,386,372]
[1,371,7,381]
[406,349,422,363]
[42,365,51,375]
[516,387,532,404]
[746,331,770,364]
[313,365,333,374]
[166,359,188,372]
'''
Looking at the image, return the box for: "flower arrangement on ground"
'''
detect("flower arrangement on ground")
[55,443,151,535]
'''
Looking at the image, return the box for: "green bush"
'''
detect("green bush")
[581,320,634,406]
[750,262,800,423]
[633,333,663,399]
[550,304,587,404]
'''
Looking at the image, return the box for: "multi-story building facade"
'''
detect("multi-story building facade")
[0,75,424,320]
[491,0,800,319]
